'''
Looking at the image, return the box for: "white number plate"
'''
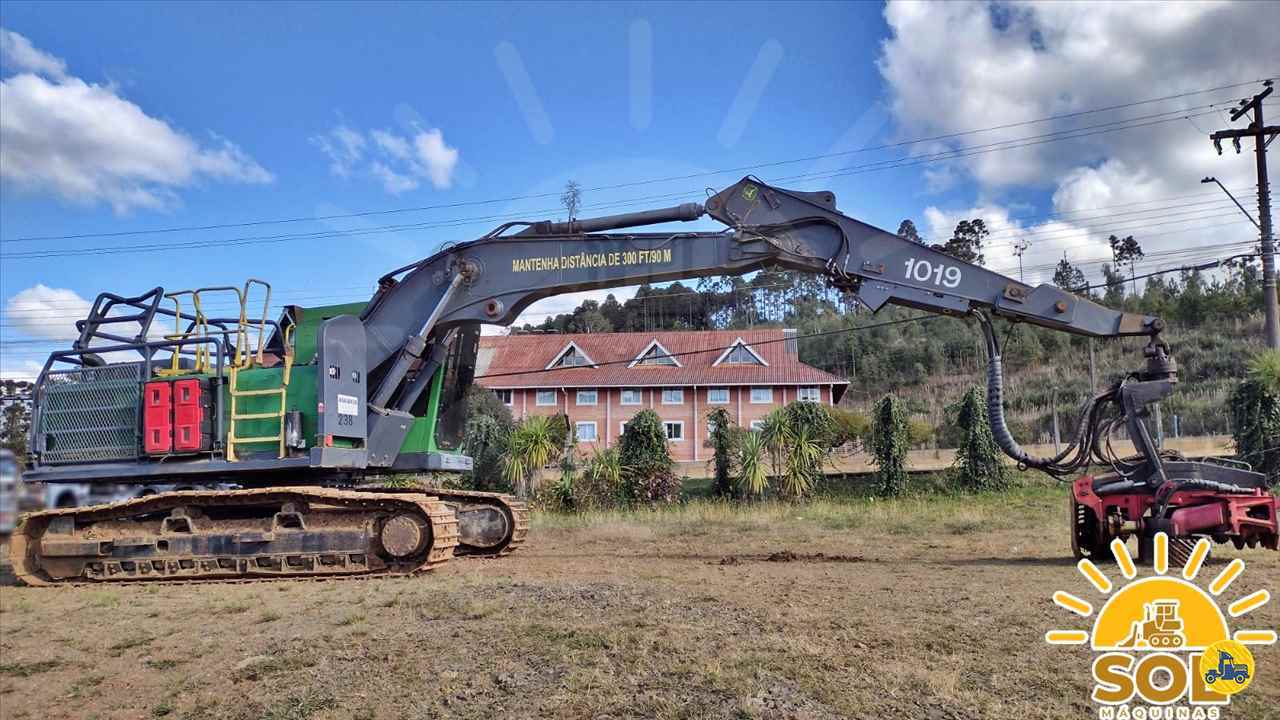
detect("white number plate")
[336,394,360,416]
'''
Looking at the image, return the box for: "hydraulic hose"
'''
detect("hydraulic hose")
[974,312,1109,477]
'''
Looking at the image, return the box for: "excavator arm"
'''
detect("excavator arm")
[360,176,1186,485]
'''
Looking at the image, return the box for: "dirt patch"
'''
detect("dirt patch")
[1,487,1277,720]
[716,550,866,565]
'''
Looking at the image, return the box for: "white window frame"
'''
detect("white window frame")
[575,421,598,442]
[749,386,773,404]
[620,388,643,406]
[494,389,513,406]
[620,421,629,436]
[797,386,821,403]
[706,387,729,405]
[663,421,685,442]
[535,389,557,406]
[629,339,682,368]
[712,337,768,367]
[750,420,765,432]
[576,389,598,406]
[545,340,597,370]
[661,388,684,405]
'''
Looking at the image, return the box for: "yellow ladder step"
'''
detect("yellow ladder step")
[233,412,285,421]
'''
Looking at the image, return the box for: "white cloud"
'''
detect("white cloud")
[0,359,45,382]
[0,28,67,80]
[879,1,1273,283]
[4,284,91,342]
[312,120,459,194]
[0,28,272,213]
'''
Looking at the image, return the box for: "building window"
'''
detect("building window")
[797,386,821,403]
[494,389,513,406]
[620,388,643,405]
[724,344,763,365]
[576,389,598,406]
[707,387,729,404]
[632,340,680,367]
[750,386,773,404]
[664,421,684,441]
[547,341,595,369]
[750,420,765,432]
[535,389,557,406]
[661,388,684,405]
[575,422,598,442]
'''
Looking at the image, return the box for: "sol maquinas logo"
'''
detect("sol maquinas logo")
[1045,532,1274,719]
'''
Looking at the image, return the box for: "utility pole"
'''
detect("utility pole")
[1013,237,1031,282]
[1209,80,1280,349]
[1051,386,1061,453]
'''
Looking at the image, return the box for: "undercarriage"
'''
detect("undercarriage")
[10,487,527,585]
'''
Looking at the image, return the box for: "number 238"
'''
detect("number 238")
[904,258,961,288]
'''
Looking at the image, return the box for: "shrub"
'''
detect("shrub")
[501,415,562,498]
[869,395,909,496]
[830,408,870,449]
[1231,350,1280,487]
[461,415,511,492]
[948,386,1009,491]
[575,447,625,509]
[618,410,680,504]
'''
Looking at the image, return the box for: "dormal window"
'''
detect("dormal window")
[552,346,591,368]
[715,339,766,366]
[632,340,680,367]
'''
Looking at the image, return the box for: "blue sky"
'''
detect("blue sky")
[1,1,1275,377]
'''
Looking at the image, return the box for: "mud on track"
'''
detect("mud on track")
[1,486,1277,720]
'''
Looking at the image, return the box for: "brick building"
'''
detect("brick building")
[475,329,848,462]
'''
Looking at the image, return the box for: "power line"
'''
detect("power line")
[3,78,1269,246]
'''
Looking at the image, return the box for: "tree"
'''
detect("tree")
[1053,255,1087,292]
[942,219,988,266]
[618,410,679,504]
[897,219,924,244]
[460,387,516,492]
[1100,263,1127,308]
[948,386,1009,491]
[1,400,31,467]
[869,395,910,496]
[706,407,738,498]
[560,180,582,220]
[1109,234,1144,295]
[1230,351,1280,488]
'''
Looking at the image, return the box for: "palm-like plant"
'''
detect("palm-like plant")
[501,415,560,498]
[737,430,769,498]
[758,407,792,476]
[781,425,825,497]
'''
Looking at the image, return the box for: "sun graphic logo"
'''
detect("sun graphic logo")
[1046,533,1275,716]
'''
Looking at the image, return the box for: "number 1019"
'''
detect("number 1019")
[904,258,962,288]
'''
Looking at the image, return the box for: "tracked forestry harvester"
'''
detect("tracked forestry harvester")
[13,176,1278,585]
